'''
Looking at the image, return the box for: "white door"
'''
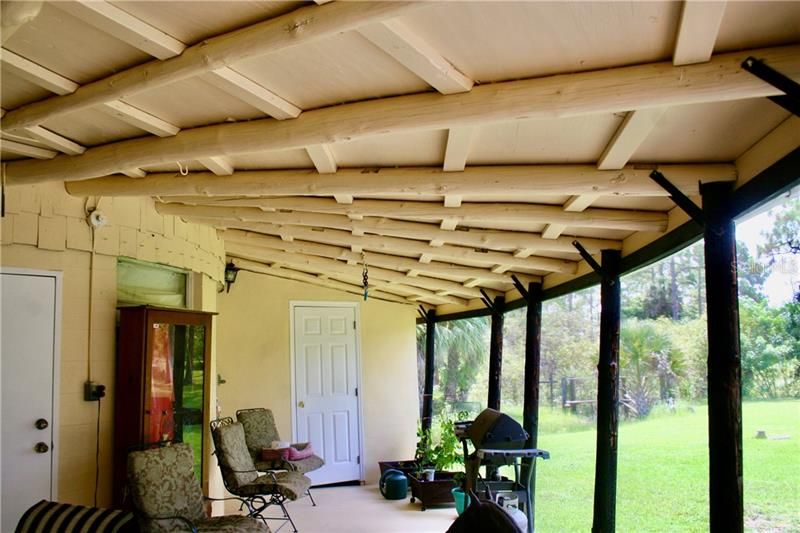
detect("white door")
[293,305,362,485]
[1,271,59,532]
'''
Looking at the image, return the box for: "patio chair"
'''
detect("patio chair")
[127,442,269,533]
[211,417,312,533]
[236,408,325,474]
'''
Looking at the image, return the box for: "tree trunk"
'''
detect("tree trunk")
[670,257,680,320]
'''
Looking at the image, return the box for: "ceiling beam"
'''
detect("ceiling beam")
[64,164,736,197]
[9,43,797,184]
[0,48,78,95]
[443,127,475,171]
[1,138,57,159]
[0,1,422,132]
[164,196,669,232]
[226,240,469,305]
[100,100,180,137]
[221,223,577,274]
[224,233,527,286]
[53,1,186,60]
[673,0,728,66]
[306,144,337,173]
[121,168,146,178]
[231,257,413,305]
[597,108,668,170]
[358,19,473,94]
[563,194,602,213]
[19,125,85,155]
[197,156,233,176]
[205,67,301,120]
[542,224,567,240]
[155,203,621,254]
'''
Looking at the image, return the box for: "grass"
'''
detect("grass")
[501,400,799,532]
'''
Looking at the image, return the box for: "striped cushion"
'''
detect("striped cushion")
[15,500,135,533]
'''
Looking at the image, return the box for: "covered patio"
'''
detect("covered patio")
[1,1,799,532]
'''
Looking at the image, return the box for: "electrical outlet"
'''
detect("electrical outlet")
[84,381,106,401]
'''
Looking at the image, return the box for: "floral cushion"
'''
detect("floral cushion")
[127,443,206,532]
[236,409,280,463]
[236,471,311,500]
[211,421,260,489]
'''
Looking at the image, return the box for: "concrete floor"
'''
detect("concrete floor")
[260,484,456,533]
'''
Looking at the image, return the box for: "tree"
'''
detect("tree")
[737,240,770,303]
[620,319,684,417]
[759,198,800,301]
[434,317,490,409]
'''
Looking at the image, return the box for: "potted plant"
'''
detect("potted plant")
[451,472,470,515]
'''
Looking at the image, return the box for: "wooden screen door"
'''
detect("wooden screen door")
[293,304,362,485]
[1,270,60,532]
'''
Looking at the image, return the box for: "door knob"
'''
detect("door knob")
[35,418,49,430]
[298,401,305,408]
[34,442,49,453]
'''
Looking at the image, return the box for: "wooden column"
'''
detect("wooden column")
[487,296,506,410]
[592,249,622,533]
[421,310,436,434]
[701,181,743,533]
[522,282,543,530]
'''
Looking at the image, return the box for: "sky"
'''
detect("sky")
[735,193,799,307]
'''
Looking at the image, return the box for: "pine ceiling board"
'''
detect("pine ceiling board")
[397,2,679,84]
[232,31,431,111]
[122,76,267,129]
[715,2,800,53]
[140,160,206,173]
[468,114,623,165]
[229,149,314,170]
[3,3,151,85]
[41,107,146,146]
[333,129,448,168]
[110,1,304,46]
[631,99,791,163]
[0,67,52,110]
[458,195,569,205]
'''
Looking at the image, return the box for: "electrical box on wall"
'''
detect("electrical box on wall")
[84,381,106,401]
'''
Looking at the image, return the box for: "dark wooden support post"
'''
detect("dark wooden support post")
[521,282,543,531]
[592,249,622,533]
[701,181,743,533]
[421,309,436,434]
[487,295,505,410]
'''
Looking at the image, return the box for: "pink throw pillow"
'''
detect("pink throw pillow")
[287,444,315,461]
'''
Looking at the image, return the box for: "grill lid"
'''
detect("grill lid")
[467,408,528,450]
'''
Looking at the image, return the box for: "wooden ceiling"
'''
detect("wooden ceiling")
[2,1,799,311]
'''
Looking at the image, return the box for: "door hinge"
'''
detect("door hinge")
[357,455,361,465]
[354,387,358,397]
[353,320,356,329]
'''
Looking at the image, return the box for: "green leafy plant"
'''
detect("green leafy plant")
[415,409,469,473]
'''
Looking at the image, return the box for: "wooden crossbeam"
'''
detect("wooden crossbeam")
[64,164,735,197]
[197,156,234,176]
[226,241,469,306]
[358,19,473,94]
[220,222,577,274]
[443,127,475,171]
[306,144,338,173]
[99,100,180,137]
[1,138,57,159]
[7,44,798,184]
[20,126,85,155]
[0,48,78,95]
[205,67,301,120]
[597,109,667,170]
[164,196,669,232]
[0,1,422,132]
[53,1,186,60]
[673,0,728,66]
[157,204,621,254]
[231,257,412,305]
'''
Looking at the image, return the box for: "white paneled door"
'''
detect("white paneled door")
[1,271,60,532]
[293,305,361,485]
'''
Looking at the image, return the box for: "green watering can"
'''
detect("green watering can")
[379,469,408,500]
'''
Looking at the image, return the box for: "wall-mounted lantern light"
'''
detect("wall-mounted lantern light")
[224,262,240,293]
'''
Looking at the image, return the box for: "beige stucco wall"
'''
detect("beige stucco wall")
[0,182,226,507]
[217,270,420,484]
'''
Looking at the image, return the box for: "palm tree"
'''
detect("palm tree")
[434,317,490,407]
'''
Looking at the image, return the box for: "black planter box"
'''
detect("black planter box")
[408,471,458,511]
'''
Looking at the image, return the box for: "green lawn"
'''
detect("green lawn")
[507,400,800,532]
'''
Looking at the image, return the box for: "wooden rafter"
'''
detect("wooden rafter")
[205,68,301,120]
[99,100,180,137]
[231,257,413,305]
[161,196,669,233]
[358,19,473,94]
[1,138,56,159]
[64,164,735,198]
[197,157,233,176]
[597,109,668,170]
[221,225,577,274]
[443,127,475,172]
[0,1,422,132]
[5,44,798,184]
[0,48,78,95]
[226,242,469,306]
[157,205,621,254]
[673,0,728,66]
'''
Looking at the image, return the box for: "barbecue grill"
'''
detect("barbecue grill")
[455,408,550,533]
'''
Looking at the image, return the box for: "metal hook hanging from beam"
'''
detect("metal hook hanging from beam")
[742,56,800,117]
